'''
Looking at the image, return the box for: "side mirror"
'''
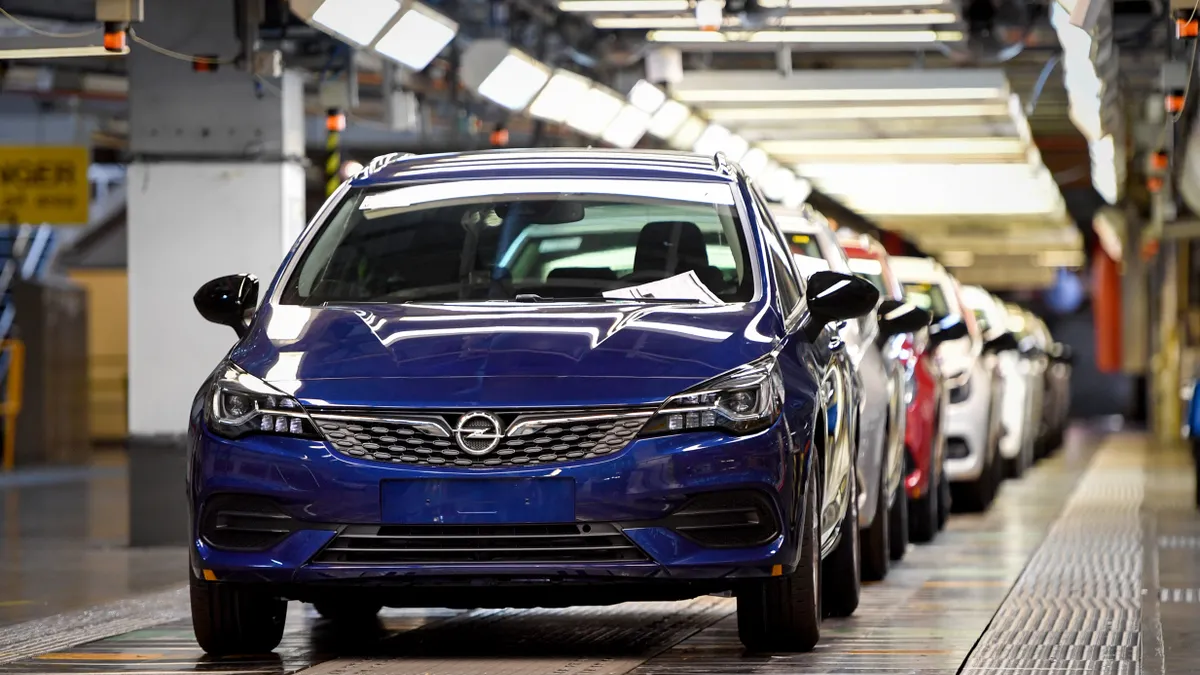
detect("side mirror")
[194,274,259,338]
[877,300,931,340]
[802,270,880,342]
[1051,342,1074,364]
[928,316,968,346]
[983,331,1020,354]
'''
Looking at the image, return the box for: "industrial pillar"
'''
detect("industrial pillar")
[126,0,306,546]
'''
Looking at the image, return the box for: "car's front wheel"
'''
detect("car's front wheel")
[822,467,861,618]
[190,567,286,655]
[888,483,908,561]
[736,453,821,652]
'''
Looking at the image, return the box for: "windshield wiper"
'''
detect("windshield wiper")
[512,294,704,304]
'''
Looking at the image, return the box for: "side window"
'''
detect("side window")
[748,183,806,308]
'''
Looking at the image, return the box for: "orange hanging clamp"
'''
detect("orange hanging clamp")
[102,21,127,52]
[1178,16,1199,38]
[1149,151,1170,172]
[1166,91,1186,114]
[325,111,347,133]
[1148,176,1165,193]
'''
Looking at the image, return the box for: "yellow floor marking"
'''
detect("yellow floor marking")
[0,600,32,606]
[36,653,165,661]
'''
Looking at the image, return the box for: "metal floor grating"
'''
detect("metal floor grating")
[960,434,1148,674]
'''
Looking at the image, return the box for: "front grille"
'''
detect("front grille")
[310,409,652,468]
[312,523,649,565]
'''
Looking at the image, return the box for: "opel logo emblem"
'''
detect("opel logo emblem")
[453,412,504,456]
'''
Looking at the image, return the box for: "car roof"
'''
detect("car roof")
[349,148,740,188]
[888,255,948,282]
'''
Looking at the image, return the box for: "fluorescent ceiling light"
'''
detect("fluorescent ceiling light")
[740,148,770,177]
[311,0,401,46]
[628,79,667,113]
[695,0,725,29]
[677,89,1004,104]
[1036,250,1085,268]
[760,0,947,7]
[694,123,732,155]
[372,3,457,70]
[939,251,975,267]
[529,69,592,123]
[602,104,652,148]
[669,116,707,150]
[705,102,1011,122]
[723,134,750,161]
[0,45,129,59]
[783,178,812,208]
[593,11,956,28]
[567,86,625,136]
[762,137,1027,157]
[647,29,963,43]
[761,165,798,201]
[558,0,689,10]
[648,98,691,138]
[461,41,551,111]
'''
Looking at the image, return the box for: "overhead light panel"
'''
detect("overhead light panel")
[673,69,1008,104]
[0,45,129,59]
[695,0,724,29]
[761,137,1028,158]
[740,148,770,177]
[557,0,689,10]
[694,123,732,156]
[602,105,653,148]
[648,98,691,138]
[372,2,458,70]
[646,29,964,43]
[567,86,625,136]
[669,116,707,150]
[723,134,750,161]
[705,102,1011,122]
[529,69,593,123]
[592,11,957,29]
[761,165,798,202]
[628,79,667,113]
[309,0,401,46]
[760,0,948,8]
[461,40,551,111]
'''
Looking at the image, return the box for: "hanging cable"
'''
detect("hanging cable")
[1026,53,1061,117]
[0,5,98,38]
[127,27,237,66]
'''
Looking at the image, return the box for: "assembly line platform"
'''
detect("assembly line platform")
[0,427,1192,675]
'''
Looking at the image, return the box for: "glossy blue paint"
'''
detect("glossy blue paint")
[188,149,845,600]
[1190,380,1200,439]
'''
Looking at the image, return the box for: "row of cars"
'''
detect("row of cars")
[184,149,1073,656]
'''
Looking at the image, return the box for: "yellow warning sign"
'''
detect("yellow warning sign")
[0,146,90,225]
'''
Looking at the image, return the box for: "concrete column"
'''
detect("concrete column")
[126,0,305,546]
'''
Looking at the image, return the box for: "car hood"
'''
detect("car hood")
[231,301,780,408]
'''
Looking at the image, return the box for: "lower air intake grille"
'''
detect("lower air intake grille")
[661,490,780,548]
[947,438,971,460]
[312,523,649,565]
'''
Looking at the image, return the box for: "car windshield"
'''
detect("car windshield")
[903,282,950,320]
[785,232,822,258]
[280,179,754,305]
[848,258,886,294]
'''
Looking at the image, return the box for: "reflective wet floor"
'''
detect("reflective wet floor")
[1,428,1197,675]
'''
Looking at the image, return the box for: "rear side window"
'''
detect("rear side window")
[903,281,951,319]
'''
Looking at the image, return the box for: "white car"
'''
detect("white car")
[960,286,1032,478]
[889,258,1006,512]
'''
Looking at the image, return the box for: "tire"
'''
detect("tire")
[190,568,286,656]
[909,475,938,544]
[1003,453,1024,480]
[822,469,861,618]
[737,454,821,652]
[888,484,908,561]
[936,468,950,530]
[859,461,890,581]
[950,453,995,514]
[314,600,383,624]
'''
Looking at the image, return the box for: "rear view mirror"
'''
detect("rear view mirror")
[1051,342,1074,364]
[194,274,259,338]
[983,331,1020,354]
[802,271,880,341]
[495,200,585,224]
[877,300,931,340]
[929,316,968,346]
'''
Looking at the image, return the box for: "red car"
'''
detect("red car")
[839,235,949,542]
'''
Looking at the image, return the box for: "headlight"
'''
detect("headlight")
[205,363,318,440]
[949,377,972,404]
[641,355,783,437]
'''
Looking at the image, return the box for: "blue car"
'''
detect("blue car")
[187,149,919,655]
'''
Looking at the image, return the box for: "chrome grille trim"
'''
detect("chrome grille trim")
[309,407,655,468]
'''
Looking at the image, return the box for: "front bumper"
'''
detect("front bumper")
[943,368,994,483]
[189,419,805,592]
